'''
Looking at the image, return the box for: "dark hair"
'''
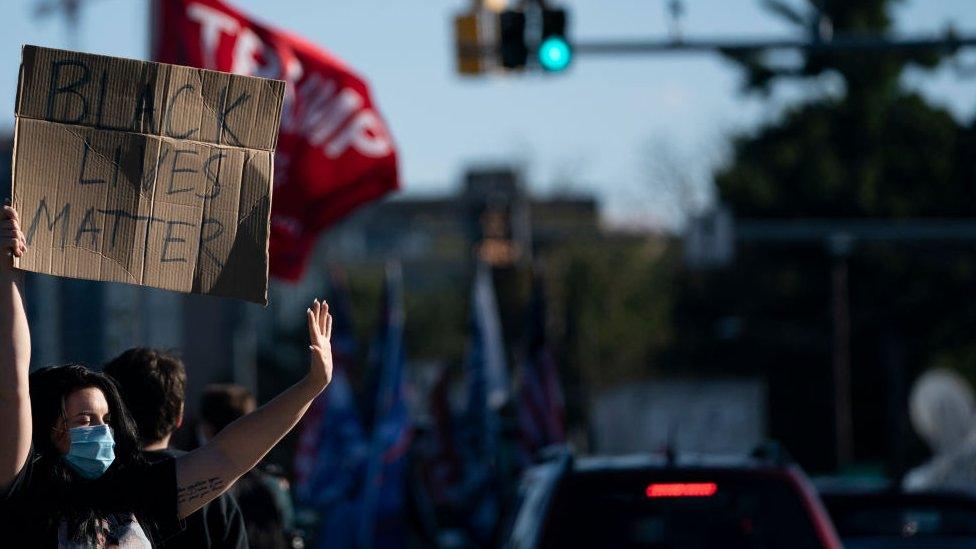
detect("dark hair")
[28,364,147,543]
[200,384,256,434]
[103,348,187,444]
[233,471,289,549]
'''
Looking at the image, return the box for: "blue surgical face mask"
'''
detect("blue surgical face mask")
[63,424,116,480]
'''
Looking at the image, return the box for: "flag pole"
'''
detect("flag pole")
[147,0,159,61]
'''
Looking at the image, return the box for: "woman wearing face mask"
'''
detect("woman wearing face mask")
[0,204,336,547]
[26,365,158,546]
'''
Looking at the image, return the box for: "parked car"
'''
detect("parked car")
[820,488,976,548]
[504,446,841,548]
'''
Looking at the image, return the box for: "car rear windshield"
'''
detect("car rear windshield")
[539,468,825,549]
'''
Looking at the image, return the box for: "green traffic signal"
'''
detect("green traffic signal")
[538,36,572,72]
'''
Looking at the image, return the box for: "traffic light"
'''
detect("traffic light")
[454,12,486,75]
[452,2,571,75]
[498,9,528,69]
[539,8,572,72]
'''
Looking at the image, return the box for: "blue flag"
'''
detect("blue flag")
[359,263,412,548]
[516,277,566,464]
[458,262,509,544]
[466,262,509,440]
[292,268,369,548]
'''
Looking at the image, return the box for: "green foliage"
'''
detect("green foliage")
[728,0,938,94]
[675,0,976,471]
[332,264,469,366]
[719,93,968,217]
[403,282,468,365]
[546,238,675,393]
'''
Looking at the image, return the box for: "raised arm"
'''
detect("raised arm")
[0,205,30,490]
[175,299,333,518]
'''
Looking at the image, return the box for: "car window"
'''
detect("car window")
[506,462,565,547]
[538,469,825,549]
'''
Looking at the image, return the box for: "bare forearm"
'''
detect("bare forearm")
[0,269,29,386]
[175,376,324,517]
[176,300,333,518]
[0,268,31,488]
[211,376,324,477]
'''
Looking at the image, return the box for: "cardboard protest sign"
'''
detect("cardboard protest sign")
[11,45,284,304]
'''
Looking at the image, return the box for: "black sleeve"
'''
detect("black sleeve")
[210,491,249,549]
[1,448,35,503]
[127,456,183,541]
[0,450,49,546]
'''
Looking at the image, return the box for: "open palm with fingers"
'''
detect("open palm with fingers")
[306,299,334,390]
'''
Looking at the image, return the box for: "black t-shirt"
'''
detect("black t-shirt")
[145,448,248,549]
[0,448,182,547]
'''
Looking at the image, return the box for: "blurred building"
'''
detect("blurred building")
[314,166,597,268]
[261,166,604,426]
[265,166,600,329]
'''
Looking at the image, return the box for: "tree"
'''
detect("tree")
[670,0,976,473]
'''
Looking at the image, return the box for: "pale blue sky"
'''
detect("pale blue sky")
[1,0,975,228]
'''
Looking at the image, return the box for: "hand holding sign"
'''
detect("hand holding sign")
[1,206,26,263]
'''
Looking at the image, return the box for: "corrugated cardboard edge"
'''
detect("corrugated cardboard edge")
[14,45,29,118]
[260,153,274,306]
[266,80,284,152]
[10,52,25,271]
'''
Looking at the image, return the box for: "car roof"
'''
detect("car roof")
[570,453,793,473]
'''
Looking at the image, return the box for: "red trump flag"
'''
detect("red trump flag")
[154,0,399,280]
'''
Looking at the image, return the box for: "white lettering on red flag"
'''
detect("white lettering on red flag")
[157,0,400,280]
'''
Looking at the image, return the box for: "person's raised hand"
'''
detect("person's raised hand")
[1,205,25,268]
[306,299,334,391]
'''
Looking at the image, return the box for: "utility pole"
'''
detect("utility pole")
[666,0,685,42]
[828,234,853,469]
[147,0,160,60]
[33,0,99,50]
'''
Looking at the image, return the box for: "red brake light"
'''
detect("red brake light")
[645,482,718,498]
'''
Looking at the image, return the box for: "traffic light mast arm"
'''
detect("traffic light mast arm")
[458,32,976,63]
[455,1,976,75]
[571,32,976,56]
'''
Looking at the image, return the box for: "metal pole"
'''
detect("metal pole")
[830,248,853,469]
[461,33,976,59]
[880,332,908,479]
[572,34,976,56]
[65,0,80,51]
[147,0,159,60]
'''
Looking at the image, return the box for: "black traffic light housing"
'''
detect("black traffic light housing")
[538,7,571,72]
[498,10,528,69]
[496,4,571,73]
[541,8,567,43]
